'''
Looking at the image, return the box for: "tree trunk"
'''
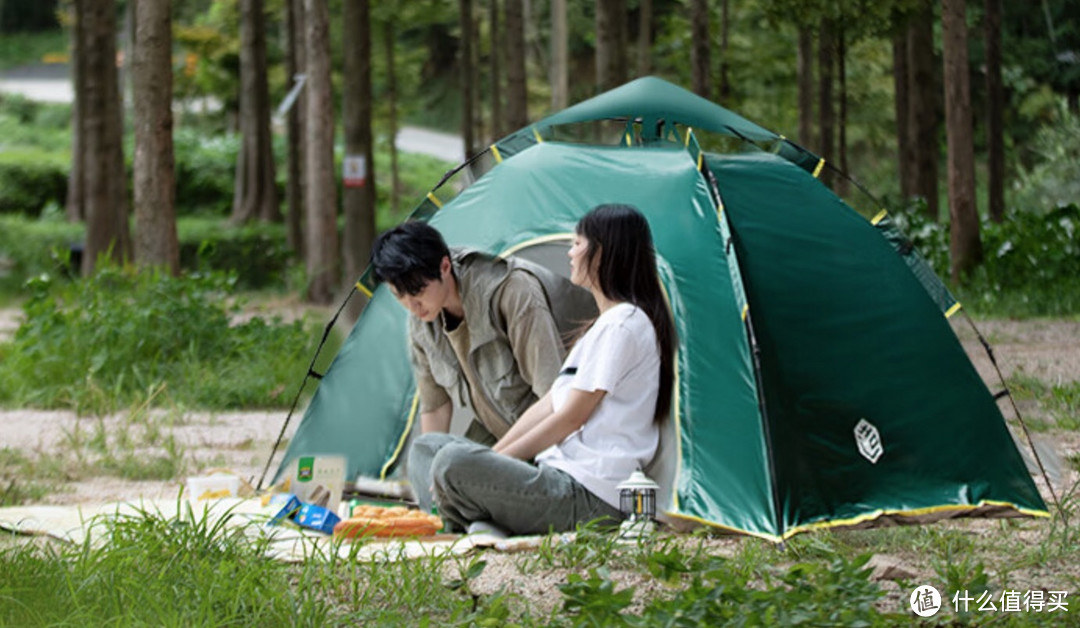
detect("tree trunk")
[718,0,730,100]
[66,0,87,222]
[690,0,710,99]
[985,0,1004,223]
[637,0,652,76]
[505,0,528,130]
[232,0,280,223]
[132,0,178,274]
[817,17,835,187]
[893,22,914,199]
[285,0,305,255]
[908,1,939,218]
[836,24,848,197]
[343,0,376,289]
[550,0,568,109]
[82,0,131,275]
[303,0,339,304]
[472,12,484,144]
[942,0,982,282]
[595,0,626,93]
[489,0,503,139]
[459,0,475,157]
[384,19,401,212]
[797,26,814,149]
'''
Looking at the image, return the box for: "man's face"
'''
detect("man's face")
[389,256,453,322]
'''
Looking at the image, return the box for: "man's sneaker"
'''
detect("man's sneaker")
[466,520,509,538]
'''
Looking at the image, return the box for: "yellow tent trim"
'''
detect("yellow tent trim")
[945,302,962,318]
[381,392,420,480]
[498,233,573,258]
[684,127,693,147]
[812,158,826,178]
[491,145,503,163]
[426,192,443,209]
[625,132,633,146]
[871,209,888,225]
[532,127,544,143]
[741,304,749,321]
[779,501,1050,540]
[356,281,373,298]
[696,152,703,171]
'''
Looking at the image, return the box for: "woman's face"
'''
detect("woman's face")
[568,233,594,289]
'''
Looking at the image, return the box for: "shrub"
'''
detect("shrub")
[0,147,68,215]
[0,265,316,413]
[178,217,293,289]
[174,127,240,214]
[0,213,83,293]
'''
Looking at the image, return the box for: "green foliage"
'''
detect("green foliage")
[890,202,1080,317]
[1012,108,1080,213]
[0,265,316,412]
[0,147,68,215]
[174,127,241,214]
[178,217,293,289]
[555,552,889,627]
[0,29,65,69]
[0,505,333,625]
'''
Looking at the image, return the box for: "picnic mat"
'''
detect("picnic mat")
[0,498,566,562]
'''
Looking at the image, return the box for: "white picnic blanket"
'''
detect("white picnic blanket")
[0,497,561,562]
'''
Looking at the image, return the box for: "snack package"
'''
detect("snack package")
[333,505,443,539]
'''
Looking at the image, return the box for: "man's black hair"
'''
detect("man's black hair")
[370,221,451,296]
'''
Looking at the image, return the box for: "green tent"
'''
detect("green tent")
[270,77,1048,541]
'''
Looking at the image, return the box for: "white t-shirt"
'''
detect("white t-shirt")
[535,302,661,508]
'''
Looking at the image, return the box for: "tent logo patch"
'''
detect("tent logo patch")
[854,419,884,464]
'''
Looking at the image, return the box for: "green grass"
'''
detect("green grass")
[1006,373,1080,431]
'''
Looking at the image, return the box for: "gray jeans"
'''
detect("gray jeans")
[407,433,622,535]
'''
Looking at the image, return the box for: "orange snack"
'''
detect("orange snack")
[333,505,443,539]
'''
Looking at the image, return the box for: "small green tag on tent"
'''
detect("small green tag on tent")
[297,456,314,482]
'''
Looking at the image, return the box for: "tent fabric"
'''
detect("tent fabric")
[274,78,1049,541]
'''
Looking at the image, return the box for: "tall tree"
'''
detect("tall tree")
[817,16,836,186]
[797,25,814,148]
[985,0,1004,223]
[489,0,503,139]
[232,0,279,223]
[550,0,568,109]
[942,0,982,281]
[131,0,179,273]
[343,0,376,289]
[383,18,401,212]
[66,0,87,222]
[459,0,476,157]
[637,0,652,76]
[718,0,730,100]
[595,0,627,93]
[836,23,849,197]
[690,0,710,98]
[505,0,528,130]
[303,0,339,303]
[81,0,131,275]
[892,18,915,198]
[284,0,305,255]
[908,1,939,218]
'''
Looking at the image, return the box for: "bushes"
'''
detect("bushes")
[0,148,68,215]
[891,203,1080,317]
[0,265,316,413]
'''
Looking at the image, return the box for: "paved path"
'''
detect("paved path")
[0,63,464,163]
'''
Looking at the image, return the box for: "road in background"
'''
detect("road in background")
[0,64,464,163]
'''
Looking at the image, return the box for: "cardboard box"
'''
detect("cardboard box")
[295,503,340,534]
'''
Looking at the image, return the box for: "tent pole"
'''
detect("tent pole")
[961,311,1066,523]
[256,286,359,491]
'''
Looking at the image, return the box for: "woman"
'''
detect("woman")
[416,204,675,535]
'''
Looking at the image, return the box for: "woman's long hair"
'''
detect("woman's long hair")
[577,204,676,422]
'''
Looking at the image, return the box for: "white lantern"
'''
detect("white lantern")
[617,470,659,539]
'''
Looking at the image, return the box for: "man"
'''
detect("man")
[371,221,584,511]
